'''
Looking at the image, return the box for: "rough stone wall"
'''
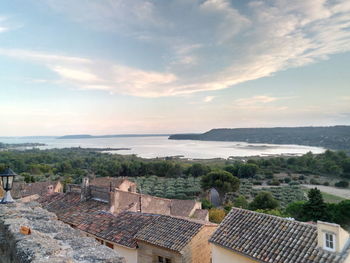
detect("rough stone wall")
[0,200,125,263]
[181,225,217,263]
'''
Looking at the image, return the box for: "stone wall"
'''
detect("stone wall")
[0,200,125,263]
[111,190,171,215]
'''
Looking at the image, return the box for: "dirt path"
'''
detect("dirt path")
[302,184,350,199]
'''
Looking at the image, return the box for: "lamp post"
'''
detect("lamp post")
[0,167,17,203]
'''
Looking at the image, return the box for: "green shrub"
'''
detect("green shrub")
[335,181,349,188]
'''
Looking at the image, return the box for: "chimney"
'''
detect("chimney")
[317,221,350,253]
[47,185,54,195]
[81,177,90,201]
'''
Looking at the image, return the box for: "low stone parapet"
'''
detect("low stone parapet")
[0,200,125,263]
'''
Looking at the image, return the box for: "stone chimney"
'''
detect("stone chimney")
[317,221,350,253]
[81,177,90,201]
[47,185,54,195]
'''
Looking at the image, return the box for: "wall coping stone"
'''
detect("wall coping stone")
[0,200,125,263]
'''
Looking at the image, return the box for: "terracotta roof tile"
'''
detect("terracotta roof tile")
[209,208,349,263]
[135,215,204,252]
[39,193,205,251]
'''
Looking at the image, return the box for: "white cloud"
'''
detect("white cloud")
[235,96,279,107]
[203,96,215,103]
[2,0,350,97]
[0,16,9,32]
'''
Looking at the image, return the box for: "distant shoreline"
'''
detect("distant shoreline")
[58,134,170,139]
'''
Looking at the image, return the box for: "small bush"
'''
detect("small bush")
[323,182,330,186]
[310,178,320,185]
[335,181,349,188]
[201,199,213,209]
[209,209,226,223]
[289,181,300,186]
[268,179,280,186]
[284,177,291,183]
[298,175,305,180]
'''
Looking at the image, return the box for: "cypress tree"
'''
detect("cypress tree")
[302,188,329,222]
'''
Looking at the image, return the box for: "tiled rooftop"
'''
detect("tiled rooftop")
[135,215,204,252]
[78,211,159,248]
[209,208,350,263]
[39,193,207,251]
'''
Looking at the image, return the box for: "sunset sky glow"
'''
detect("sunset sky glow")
[1,0,350,136]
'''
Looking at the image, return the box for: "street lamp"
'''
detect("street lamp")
[0,167,17,203]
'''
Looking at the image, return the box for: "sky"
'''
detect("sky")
[0,0,350,136]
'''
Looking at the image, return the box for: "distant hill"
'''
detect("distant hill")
[169,126,350,151]
[58,134,169,139]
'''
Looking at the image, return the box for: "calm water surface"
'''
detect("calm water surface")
[0,136,325,159]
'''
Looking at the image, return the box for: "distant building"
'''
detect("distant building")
[90,177,137,193]
[10,181,63,199]
[76,177,208,221]
[209,208,350,263]
[39,191,216,263]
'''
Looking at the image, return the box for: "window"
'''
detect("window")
[324,232,336,251]
[157,256,171,263]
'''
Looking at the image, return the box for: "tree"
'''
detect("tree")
[238,163,258,178]
[302,188,329,222]
[201,170,240,199]
[331,200,350,227]
[285,201,306,220]
[186,163,210,177]
[249,191,279,210]
[234,195,249,209]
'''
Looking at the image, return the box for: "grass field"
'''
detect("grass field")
[302,188,346,203]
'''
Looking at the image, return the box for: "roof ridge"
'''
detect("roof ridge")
[230,207,317,229]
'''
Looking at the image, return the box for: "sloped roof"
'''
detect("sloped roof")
[170,199,197,217]
[209,208,349,263]
[90,177,134,189]
[39,192,205,251]
[78,211,159,248]
[135,215,204,252]
[39,192,109,226]
[192,209,209,221]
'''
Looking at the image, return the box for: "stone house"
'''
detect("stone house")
[39,191,216,263]
[209,208,350,263]
[90,177,137,193]
[10,180,63,199]
[82,177,208,221]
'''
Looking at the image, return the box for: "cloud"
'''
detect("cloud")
[203,96,215,103]
[3,0,350,97]
[0,16,9,32]
[235,96,279,107]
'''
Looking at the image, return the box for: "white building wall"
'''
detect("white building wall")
[212,244,258,263]
[114,245,138,263]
